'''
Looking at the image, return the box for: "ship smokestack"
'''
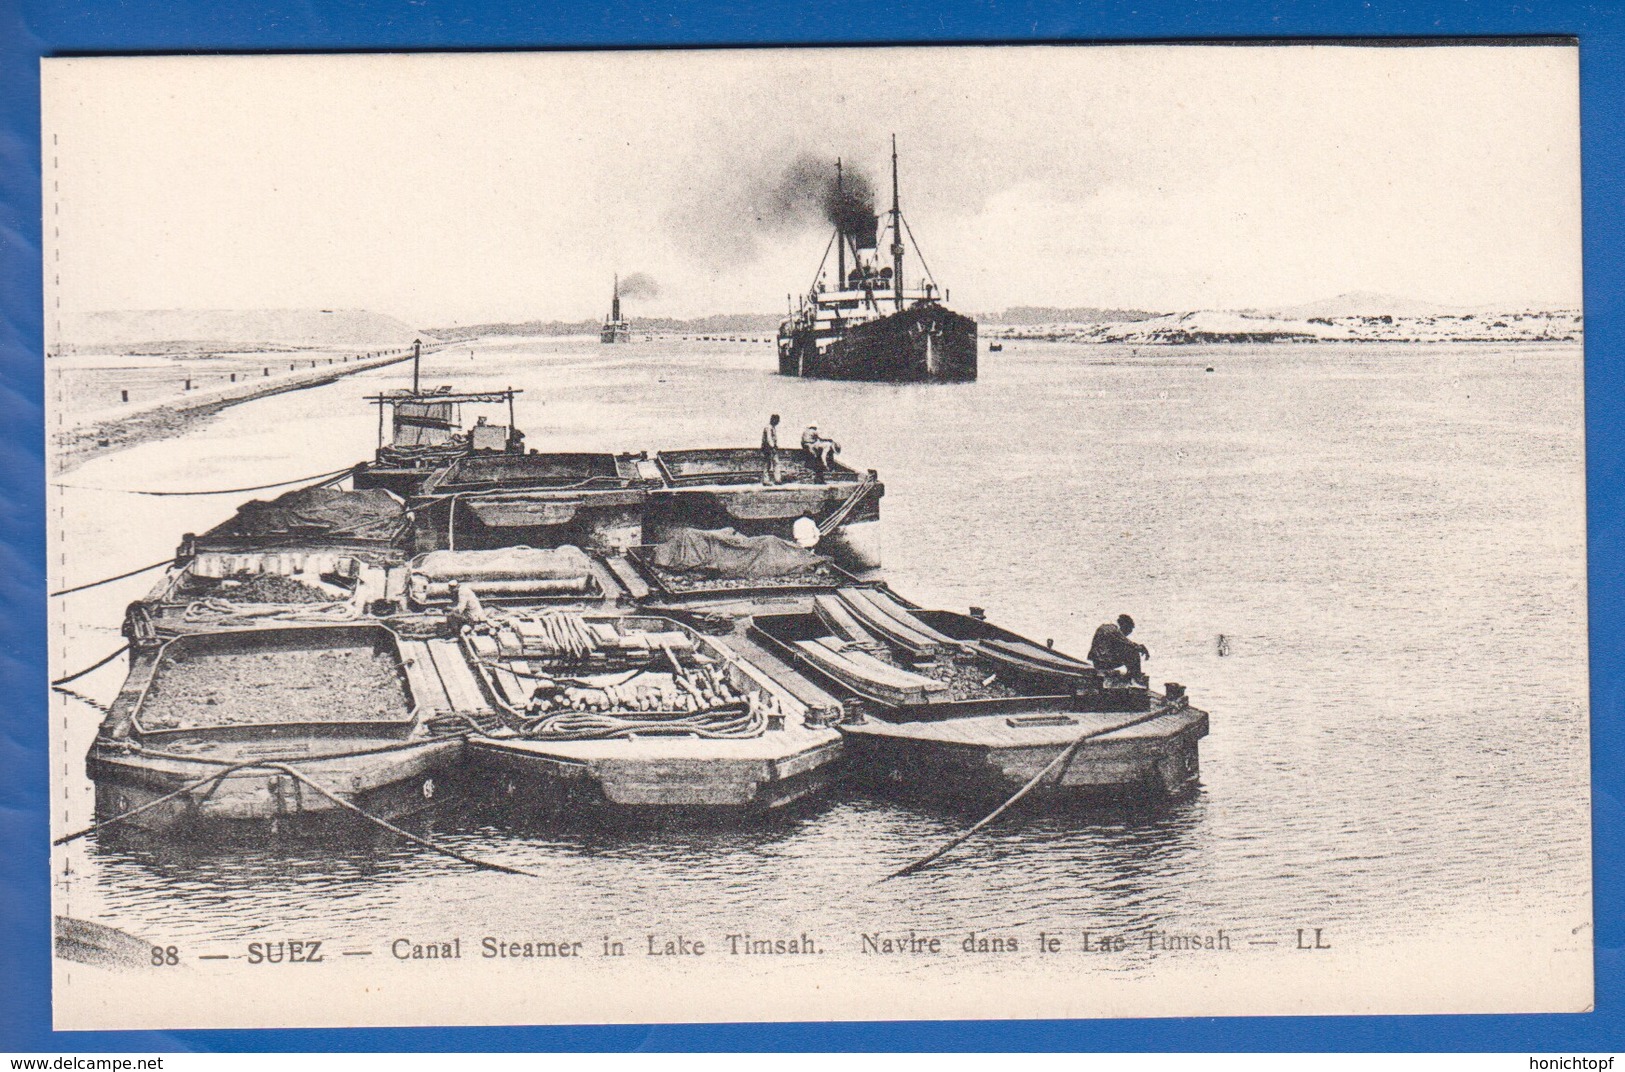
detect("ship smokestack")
[611,273,621,322]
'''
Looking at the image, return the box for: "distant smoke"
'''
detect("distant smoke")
[618,272,660,301]
[763,154,877,236]
[667,146,883,268]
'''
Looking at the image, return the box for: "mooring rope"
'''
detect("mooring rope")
[52,762,257,845]
[51,644,128,686]
[879,701,1186,882]
[255,762,536,877]
[51,465,353,497]
[52,748,534,878]
[49,556,175,598]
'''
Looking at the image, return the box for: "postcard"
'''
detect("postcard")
[43,43,1590,1030]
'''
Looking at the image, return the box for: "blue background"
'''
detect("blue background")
[1,0,1619,1052]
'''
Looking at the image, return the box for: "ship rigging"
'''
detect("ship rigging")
[778,136,978,383]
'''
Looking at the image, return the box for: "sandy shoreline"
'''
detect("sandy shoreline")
[49,346,427,475]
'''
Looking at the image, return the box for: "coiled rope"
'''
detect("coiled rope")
[520,701,762,741]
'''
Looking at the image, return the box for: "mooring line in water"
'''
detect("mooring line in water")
[51,465,354,498]
[879,702,1185,882]
[51,644,129,686]
[51,763,256,846]
[256,762,538,878]
[55,753,531,877]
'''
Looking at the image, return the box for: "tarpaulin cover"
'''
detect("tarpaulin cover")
[651,527,821,579]
[203,487,407,542]
[415,545,595,584]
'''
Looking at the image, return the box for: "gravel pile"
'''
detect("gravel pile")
[210,575,340,604]
[140,646,407,730]
[867,648,1024,702]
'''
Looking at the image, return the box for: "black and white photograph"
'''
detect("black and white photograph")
[43,43,1590,1029]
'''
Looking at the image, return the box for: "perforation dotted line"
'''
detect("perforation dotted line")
[49,130,73,979]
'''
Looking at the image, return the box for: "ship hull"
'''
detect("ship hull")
[780,304,977,384]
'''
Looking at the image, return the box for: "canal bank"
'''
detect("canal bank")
[51,342,446,475]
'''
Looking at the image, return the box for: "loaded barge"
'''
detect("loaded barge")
[82,377,1206,836]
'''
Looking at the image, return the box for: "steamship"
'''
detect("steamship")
[601,274,631,343]
[778,138,977,384]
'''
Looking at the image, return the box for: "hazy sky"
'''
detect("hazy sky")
[44,45,1581,324]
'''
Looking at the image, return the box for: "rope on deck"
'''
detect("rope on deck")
[51,465,354,497]
[879,701,1187,882]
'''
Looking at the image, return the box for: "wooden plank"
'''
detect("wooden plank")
[813,594,880,647]
[603,555,652,599]
[853,588,962,647]
[980,637,1090,672]
[835,589,942,655]
[426,639,493,714]
[399,639,452,713]
[710,635,843,722]
[795,640,946,705]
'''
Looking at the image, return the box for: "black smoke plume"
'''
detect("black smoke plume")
[763,153,877,235]
[618,272,660,300]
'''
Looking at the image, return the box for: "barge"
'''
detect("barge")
[464,612,845,813]
[79,366,1209,837]
[750,591,1207,800]
[86,624,467,837]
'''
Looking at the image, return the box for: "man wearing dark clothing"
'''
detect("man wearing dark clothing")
[761,414,780,485]
[1090,614,1149,682]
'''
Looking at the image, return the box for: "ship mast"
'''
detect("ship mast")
[890,135,904,312]
[835,158,846,291]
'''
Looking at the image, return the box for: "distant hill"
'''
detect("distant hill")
[985,306,1163,325]
[58,309,428,351]
[1256,292,1462,320]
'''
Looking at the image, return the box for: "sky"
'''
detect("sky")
[43,44,1582,325]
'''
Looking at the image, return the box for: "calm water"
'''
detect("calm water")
[50,336,1590,973]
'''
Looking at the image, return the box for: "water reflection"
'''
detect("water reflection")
[58,338,1590,962]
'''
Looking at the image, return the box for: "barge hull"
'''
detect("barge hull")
[85,737,465,838]
[842,708,1208,801]
[467,736,844,813]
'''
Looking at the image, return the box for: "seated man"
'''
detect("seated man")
[800,424,840,483]
[1089,614,1150,683]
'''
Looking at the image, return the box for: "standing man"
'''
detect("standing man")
[761,414,781,485]
[1090,614,1150,684]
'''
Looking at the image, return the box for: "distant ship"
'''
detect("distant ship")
[601,274,631,343]
[778,138,977,383]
